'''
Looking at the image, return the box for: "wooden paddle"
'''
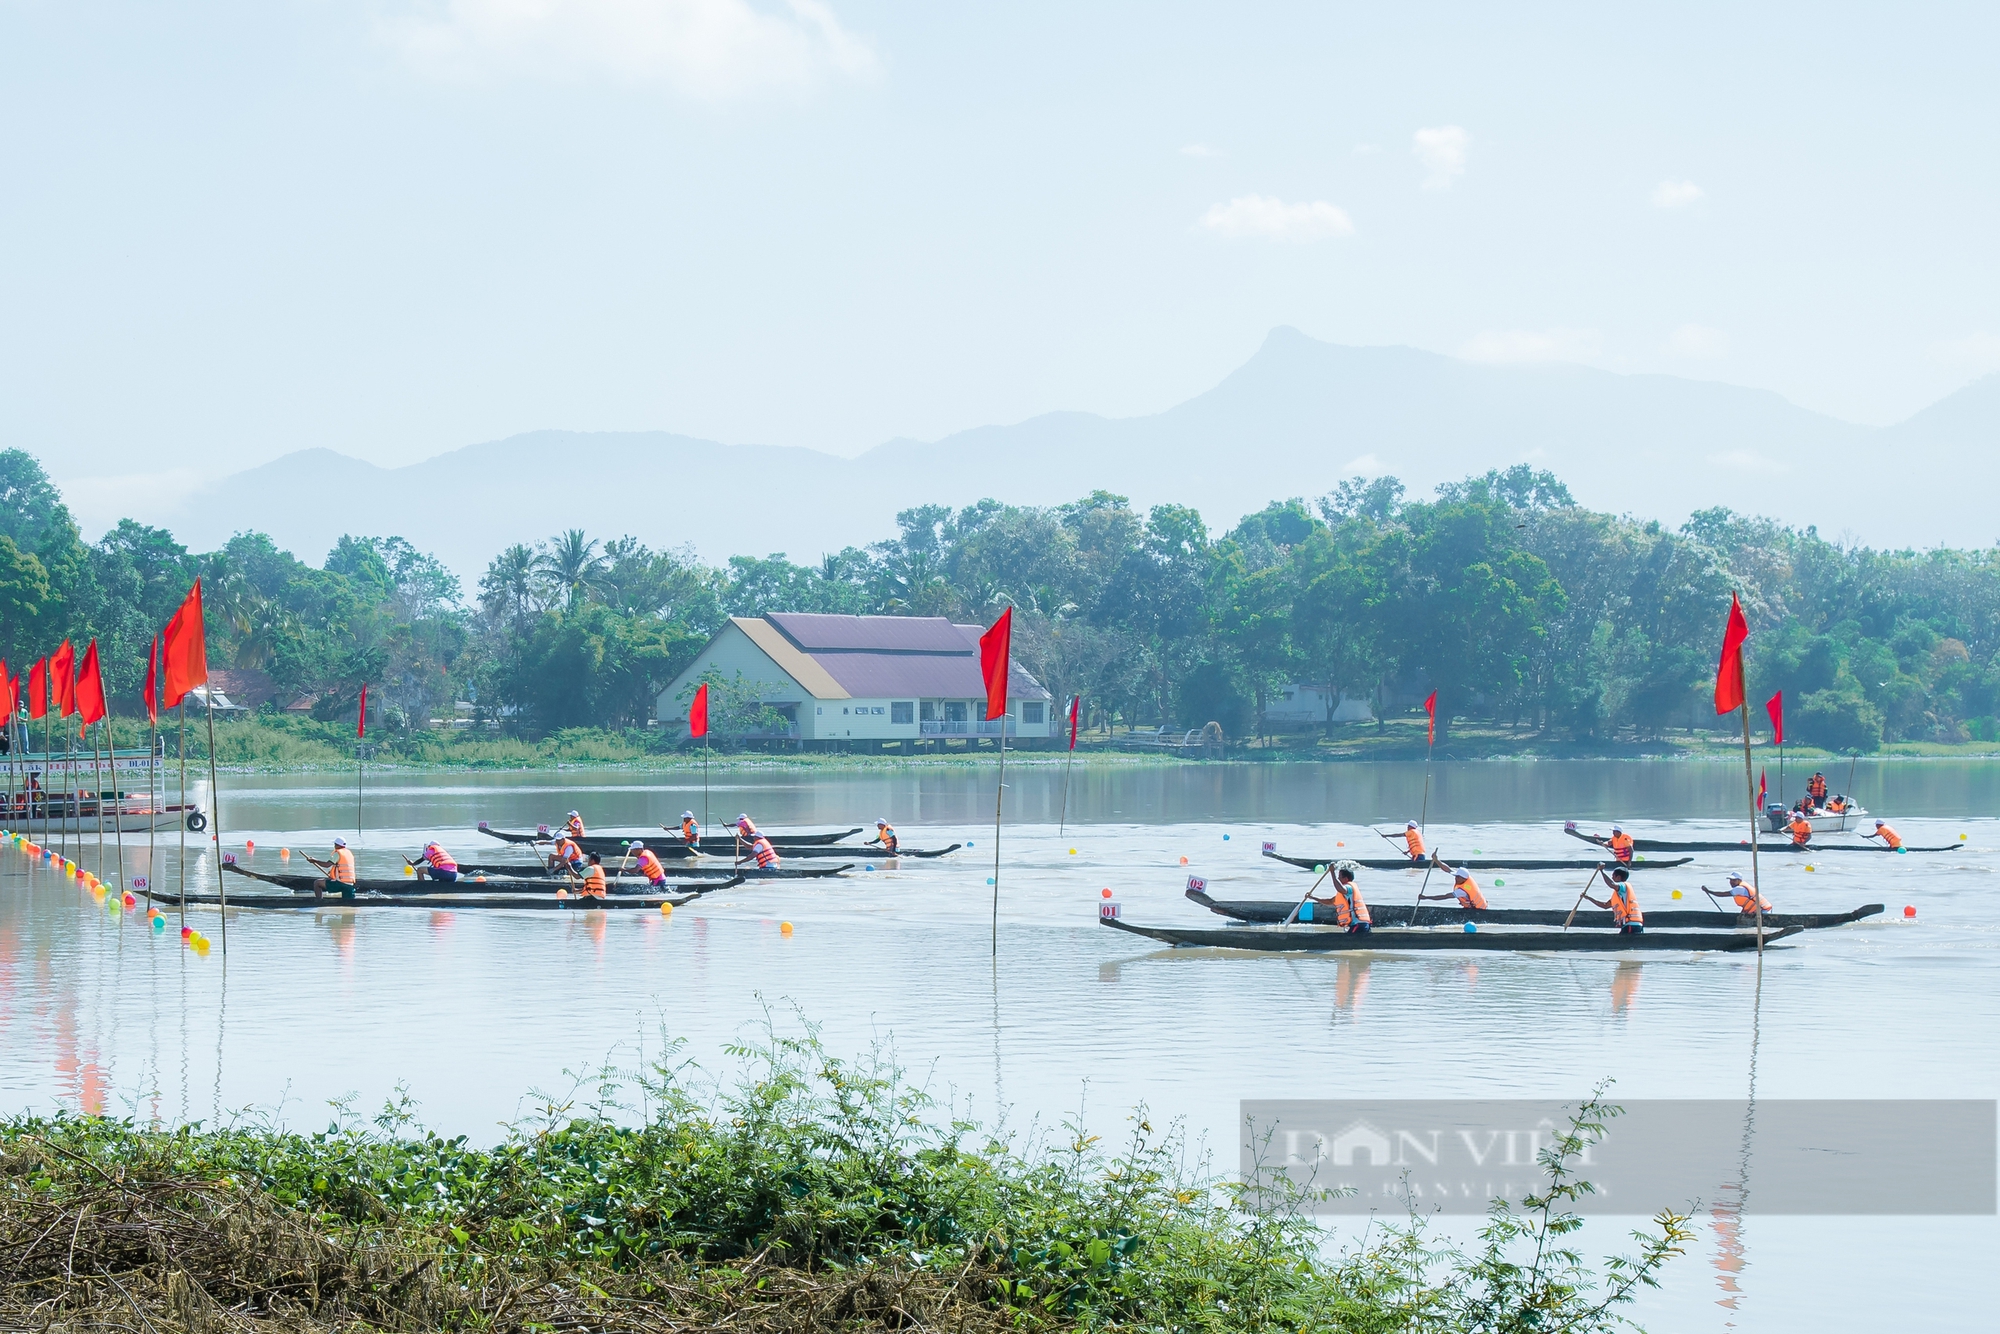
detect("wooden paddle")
[1409,853,1442,929]
[1561,865,1606,932]
[1282,862,1338,925]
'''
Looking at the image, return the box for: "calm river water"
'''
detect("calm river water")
[1,758,1993,1331]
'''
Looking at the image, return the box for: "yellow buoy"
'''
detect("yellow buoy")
[1670,889,1682,899]
[780,921,794,936]
[659,901,673,916]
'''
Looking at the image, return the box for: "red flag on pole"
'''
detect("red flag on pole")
[1765,690,1784,745]
[978,607,1013,721]
[143,635,160,724]
[1423,690,1438,745]
[51,640,76,717]
[27,659,47,720]
[1758,769,1767,808]
[357,684,368,739]
[689,682,709,738]
[74,641,107,727]
[1715,593,1749,714]
[1067,694,1080,750]
[162,580,209,707]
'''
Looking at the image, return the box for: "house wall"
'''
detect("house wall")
[811,697,1054,741]
[655,624,812,733]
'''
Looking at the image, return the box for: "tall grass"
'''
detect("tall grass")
[0,1026,1688,1332]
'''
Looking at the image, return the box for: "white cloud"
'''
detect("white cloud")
[1180,142,1221,158]
[1341,453,1384,476]
[1651,179,1704,208]
[1666,323,1730,358]
[377,0,877,98]
[1460,327,1602,364]
[1933,332,2000,372]
[1413,125,1468,189]
[1199,195,1354,241]
[1707,449,1784,475]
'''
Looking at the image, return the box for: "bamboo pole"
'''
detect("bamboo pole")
[991,712,1008,957]
[1740,701,1763,953]
[1057,695,1078,839]
[92,724,105,882]
[204,693,226,951]
[177,701,187,933]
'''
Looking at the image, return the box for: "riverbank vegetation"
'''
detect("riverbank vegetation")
[6,449,1998,754]
[0,1029,1688,1332]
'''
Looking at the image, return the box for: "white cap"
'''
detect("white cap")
[567,810,580,818]
[629,840,645,851]
[737,813,750,822]
[425,842,438,851]
[876,818,888,827]
[1875,819,1886,827]
[1611,825,1623,833]
[1452,868,1471,881]
[1727,872,1745,883]
[334,837,347,847]
[682,811,695,820]
[1406,821,1417,829]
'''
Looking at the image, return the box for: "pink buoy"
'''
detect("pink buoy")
[1100,887,1112,899]
[1903,905,1916,918]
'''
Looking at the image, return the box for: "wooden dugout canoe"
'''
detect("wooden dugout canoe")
[448,860,851,881]
[146,886,708,911]
[1262,849,1692,873]
[1185,886,1883,930]
[1562,825,1959,855]
[223,864,741,900]
[1099,915,1802,953]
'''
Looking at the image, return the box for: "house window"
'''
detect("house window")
[944,701,968,723]
[1022,701,1045,724]
[870,706,885,715]
[891,701,914,725]
[920,701,937,721]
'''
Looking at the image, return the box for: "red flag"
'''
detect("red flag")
[1423,690,1438,745]
[357,684,368,739]
[27,659,47,720]
[689,682,709,738]
[978,607,1013,721]
[162,579,208,708]
[143,635,160,725]
[1765,690,1784,745]
[74,641,107,728]
[51,640,76,717]
[1067,694,1080,750]
[1758,769,1768,808]
[1714,593,1749,715]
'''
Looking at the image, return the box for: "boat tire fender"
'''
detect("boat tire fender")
[185,811,207,833]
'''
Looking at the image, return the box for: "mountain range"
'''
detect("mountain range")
[62,327,2000,581]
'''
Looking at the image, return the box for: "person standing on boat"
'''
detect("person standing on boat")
[1581,866,1643,934]
[1807,772,1828,807]
[1419,858,1488,910]
[563,810,586,838]
[628,840,670,889]
[580,853,608,898]
[1400,822,1425,861]
[1607,826,1636,863]
[1308,863,1371,933]
[1786,811,1813,847]
[865,819,899,855]
[1703,873,1771,914]
[677,811,702,851]
[411,841,459,882]
[1861,819,1903,849]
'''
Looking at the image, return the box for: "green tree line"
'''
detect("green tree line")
[4,450,1995,751]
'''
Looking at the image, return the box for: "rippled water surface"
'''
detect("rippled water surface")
[2,757,1993,1331]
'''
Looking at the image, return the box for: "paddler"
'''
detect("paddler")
[1786,810,1813,847]
[580,853,608,898]
[1400,821,1425,861]
[865,818,899,855]
[548,832,586,876]
[562,810,586,838]
[1861,819,1902,849]
[744,832,781,870]
[1305,861,1371,933]
[676,810,702,851]
[304,836,358,900]
[1581,866,1643,934]
[628,839,670,889]
[1703,872,1772,915]
[1807,771,1828,807]
[410,841,459,882]
[1607,826,1635,863]
[1419,857,1488,910]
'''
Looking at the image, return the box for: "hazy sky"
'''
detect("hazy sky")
[5,1,1997,500]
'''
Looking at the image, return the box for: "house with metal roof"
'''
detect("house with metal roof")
[655,613,1055,747]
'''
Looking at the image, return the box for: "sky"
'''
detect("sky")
[4,1,1997,511]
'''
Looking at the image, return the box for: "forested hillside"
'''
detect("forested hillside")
[3,451,1994,752]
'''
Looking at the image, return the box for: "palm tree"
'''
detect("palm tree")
[534,530,608,612]
[479,544,539,629]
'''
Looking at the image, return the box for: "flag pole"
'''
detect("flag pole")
[1740,698,1762,953]
[109,705,127,896]
[204,691,226,951]
[176,700,187,933]
[992,709,1007,958]
[1057,695,1078,840]
[92,721,105,882]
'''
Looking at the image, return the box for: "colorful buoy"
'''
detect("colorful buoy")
[1463,922,1477,933]
[780,921,793,936]
[1671,889,1683,900]
[1068,848,1077,855]
[1904,905,1917,918]
[1222,834,1230,841]
[1100,887,1112,899]
[1494,879,1505,887]
[659,901,673,916]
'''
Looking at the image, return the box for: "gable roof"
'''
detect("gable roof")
[732,617,850,699]
[748,613,1050,701]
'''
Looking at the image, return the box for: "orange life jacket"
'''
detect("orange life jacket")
[424,846,457,872]
[1404,829,1425,860]
[1608,832,1634,862]
[1808,774,1827,802]
[1787,818,1812,847]
[681,817,700,842]
[751,837,779,869]
[634,849,665,882]
[1454,876,1488,910]
[1324,882,1369,927]
[555,837,583,865]
[1731,886,1772,913]
[1609,881,1642,926]
[331,847,356,885]
[1826,796,1846,812]
[871,824,899,853]
[565,816,586,837]
[1875,825,1902,849]
[582,865,607,897]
